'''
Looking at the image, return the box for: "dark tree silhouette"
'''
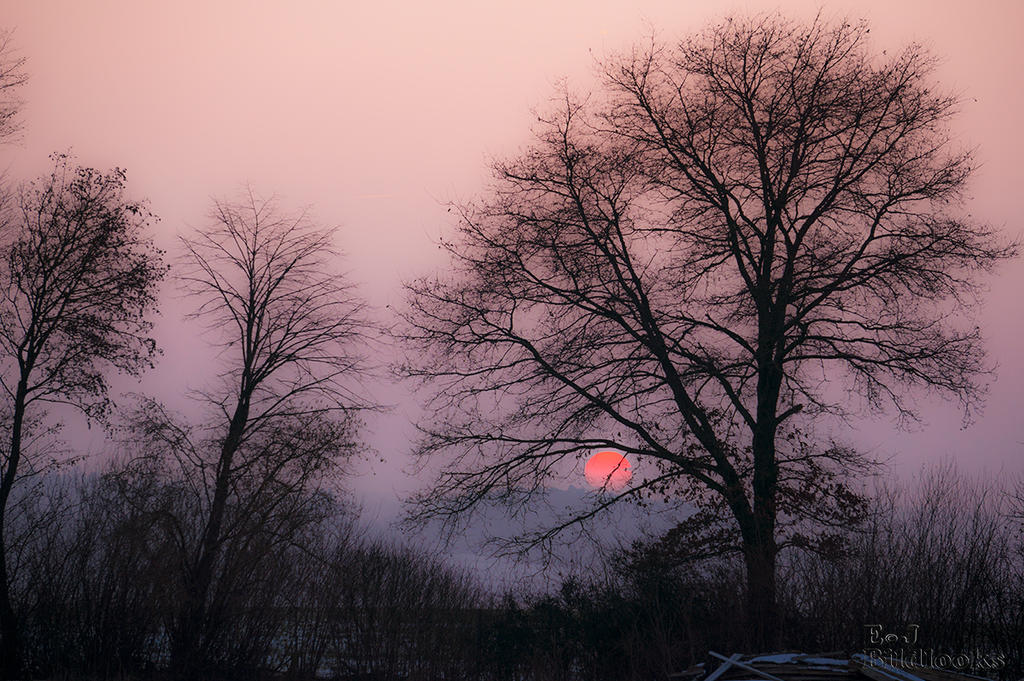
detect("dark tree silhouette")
[0,154,165,679]
[0,28,26,147]
[399,15,1017,647]
[168,190,372,674]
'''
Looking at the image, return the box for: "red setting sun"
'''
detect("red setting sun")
[584,451,632,491]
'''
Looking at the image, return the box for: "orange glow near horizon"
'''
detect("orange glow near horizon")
[584,451,632,491]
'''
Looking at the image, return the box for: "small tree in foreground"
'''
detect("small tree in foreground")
[399,14,1017,647]
[0,154,165,678]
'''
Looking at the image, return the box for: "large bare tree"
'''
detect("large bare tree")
[0,154,165,679]
[399,15,1017,646]
[167,190,372,673]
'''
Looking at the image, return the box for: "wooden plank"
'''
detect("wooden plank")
[704,653,743,681]
[709,651,788,681]
[856,662,907,681]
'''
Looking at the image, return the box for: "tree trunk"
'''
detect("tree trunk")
[746,430,780,650]
[0,380,28,681]
[0,536,20,681]
[747,329,781,651]
[171,393,249,676]
[743,528,779,651]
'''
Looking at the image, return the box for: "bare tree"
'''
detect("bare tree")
[399,14,1017,646]
[167,189,372,673]
[0,28,27,147]
[0,153,165,678]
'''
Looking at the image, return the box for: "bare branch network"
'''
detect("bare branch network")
[179,188,375,433]
[397,14,1017,635]
[0,29,27,146]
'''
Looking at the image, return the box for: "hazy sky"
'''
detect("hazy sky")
[2,0,1022,521]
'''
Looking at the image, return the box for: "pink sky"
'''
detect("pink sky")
[3,1,1022,516]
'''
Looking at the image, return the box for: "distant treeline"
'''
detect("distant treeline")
[4,461,1022,680]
